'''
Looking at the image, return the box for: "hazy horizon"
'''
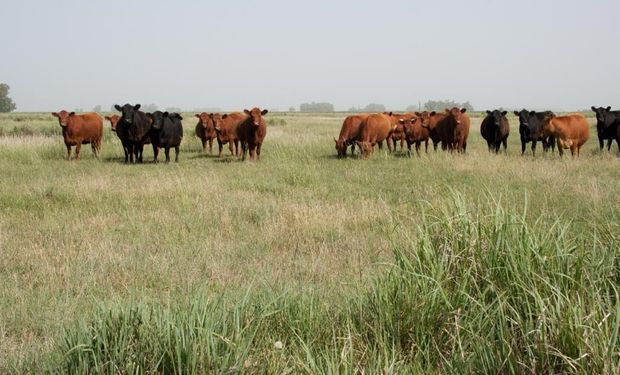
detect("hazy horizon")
[1,0,619,112]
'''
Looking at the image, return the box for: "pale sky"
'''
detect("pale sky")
[1,0,618,112]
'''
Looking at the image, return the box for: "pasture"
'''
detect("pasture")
[1,112,619,373]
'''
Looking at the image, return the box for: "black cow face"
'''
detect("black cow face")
[591,106,614,129]
[114,103,141,124]
[149,111,165,130]
[486,110,507,127]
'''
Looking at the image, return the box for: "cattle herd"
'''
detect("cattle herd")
[336,107,619,158]
[50,105,619,162]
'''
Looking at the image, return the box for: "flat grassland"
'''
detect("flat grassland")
[0,112,619,373]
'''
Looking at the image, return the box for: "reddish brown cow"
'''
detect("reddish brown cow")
[418,111,447,151]
[52,111,103,160]
[335,114,368,157]
[541,114,589,157]
[356,113,397,159]
[194,112,217,154]
[434,108,470,153]
[386,113,415,152]
[399,113,431,156]
[237,108,268,161]
[212,112,245,157]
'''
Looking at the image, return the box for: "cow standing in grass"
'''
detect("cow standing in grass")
[194,113,217,154]
[114,104,152,163]
[542,113,589,158]
[335,114,367,158]
[399,113,430,156]
[356,113,396,159]
[212,112,245,157]
[591,106,620,152]
[435,108,470,153]
[514,109,556,156]
[237,108,268,161]
[148,111,184,163]
[52,110,103,160]
[480,110,510,153]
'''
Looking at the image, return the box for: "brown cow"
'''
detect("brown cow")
[434,108,470,153]
[399,113,431,156]
[52,111,103,160]
[541,114,589,157]
[335,114,368,157]
[386,113,415,153]
[237,108,268,161]
[212,112,245,157]
[195,112,217,154]
[356,113,397,159]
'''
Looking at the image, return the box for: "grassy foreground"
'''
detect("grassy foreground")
[0,112,619,373]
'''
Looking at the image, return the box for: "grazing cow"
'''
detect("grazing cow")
[195,112,217,154]
[541,114,589,157]
[480,110,510,153]
[591,106,620,151]
[212,112,245,157]
[399,114,427,156]
[114,104,152,163]
[513,109,556,156]
[237,108,268,161]
[148,111,184,162]
[52,111,103,160]
[434,108,470,153]
[335,114,368,157]
[356,113,397,159]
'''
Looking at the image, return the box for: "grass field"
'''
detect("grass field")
[1,111,619,373]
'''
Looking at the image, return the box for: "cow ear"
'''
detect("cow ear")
[222,114,228,119]
[261,109,268,115]
[176,114,183,120]
[606,106,612,112]
[114,104,122,112]
[501,111,507,116]
[513,110,519,116]
[388,112,393,116]
[430,111,436,116]
[529,111,536,116]
[414,112,421,117]
[460,108,467,113]
[163,112,169,117]
[195,114,201,118]
[104,116,111,120]
[591,106,597,112]
[133,104,141,110]
[244,109,251,115]
[486,110,491,115]
[444,109,450,113]
[51,112,59,118]
[69,112,75,116]
[398,119,405,124]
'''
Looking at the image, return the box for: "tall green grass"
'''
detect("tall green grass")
[41,194,620,374]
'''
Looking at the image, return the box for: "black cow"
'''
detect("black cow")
[148,111,184,163]
[513,109,556,156]
[481,110,510,153]
[591,106,620,152]
[114,103,153,163]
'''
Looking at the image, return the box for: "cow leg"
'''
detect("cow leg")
[165,147,170,163]
[249,143,256,161]
[66,145,72,160]
[599,137,604,151]
[138,144,144,163]
[241,142,247,161]
[153,145,159,163]
[256,143,262,160]
[433,141,438,151]
[378,141,383,150]
[502,139,508,153]
[75,143,82,160]
[229,141,235,156]
[217,140,223,157]
[558,142,564,157]
[174,146,180,162]
[208,138,213,154]
[607,139,613,151]
[350,143,355,156]
[521,141,526,155]
[424,139,429,153]
[234,140,240,156]
[400,138,404,151]
[531,140,537,157]
[201,139,207,153]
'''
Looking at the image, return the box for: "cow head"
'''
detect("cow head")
[334,138,348,158]
[399,115,419,137]
[195,112,215,131]
[244,108,268,126]
[210,113,229,133]
[114,103,141,124]
[51,110,75,127]
[591,106,614,129]
[514,109,531,131]
[446,107,467,124]
[355,141,373,159]
[414,111,433,129]
[104,114,121,132]
[148,111,165,130]
[486,110,507,128]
